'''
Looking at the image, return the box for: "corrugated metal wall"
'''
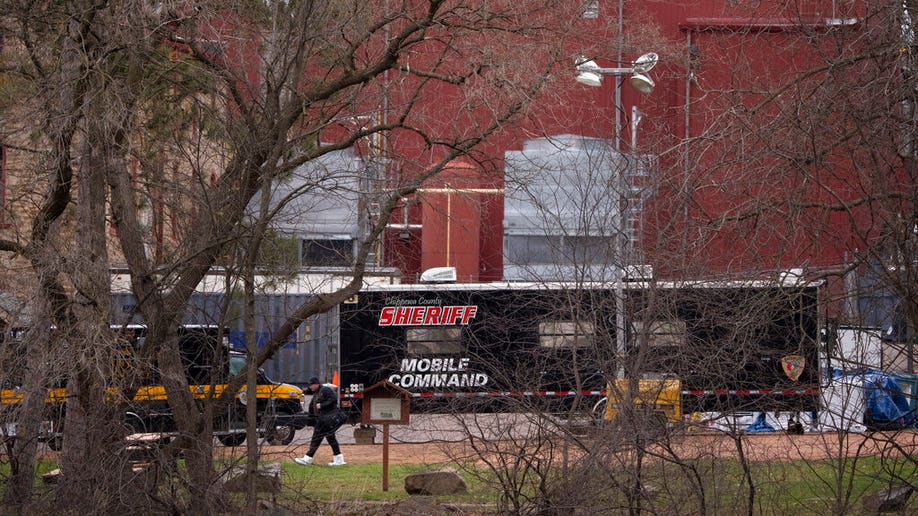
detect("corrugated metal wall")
[112,292,339,387]
[265,147,366,239]
[503,134,631,282]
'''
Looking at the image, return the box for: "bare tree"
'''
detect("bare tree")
[636,1,918,514]
[423,3,918,509]
[0,0,588,511]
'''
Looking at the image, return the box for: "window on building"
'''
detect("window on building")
[505,235,560,264]
[407,327,464,354]
[301,238,354,266]
[506,234,615,265]
[539,321,594,348]
[631,320,687,347]
[582,0,599,18]
[563,235,614,263]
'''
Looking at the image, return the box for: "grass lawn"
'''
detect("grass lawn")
[0,460,60,483]
[277,461,497,503]
[270,454,918,512]
[2,454,915,513]
[744,455,918,513]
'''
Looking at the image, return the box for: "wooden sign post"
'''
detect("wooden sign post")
[361,380,411,491]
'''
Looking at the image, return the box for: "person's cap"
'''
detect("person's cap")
[308,376,321,385]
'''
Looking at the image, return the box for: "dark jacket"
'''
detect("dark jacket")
[308,384,345,433]
[308,384,339,416]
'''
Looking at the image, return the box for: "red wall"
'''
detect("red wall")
[373,0,879,283]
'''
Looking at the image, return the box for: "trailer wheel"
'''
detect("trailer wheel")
[217,432,246,447]
[124,413,147,435]
[267,424,296,446]
[591,397,608,423]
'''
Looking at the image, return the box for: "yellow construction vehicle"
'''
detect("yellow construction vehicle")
[603,378,682,432]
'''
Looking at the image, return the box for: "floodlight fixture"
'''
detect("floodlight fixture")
[629,73,655,94]
[631,52,659,73]
[574,52,659,94]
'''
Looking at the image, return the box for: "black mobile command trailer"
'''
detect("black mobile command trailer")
[337,280,822,419]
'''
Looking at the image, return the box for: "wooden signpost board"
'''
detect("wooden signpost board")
[361,380,411,491]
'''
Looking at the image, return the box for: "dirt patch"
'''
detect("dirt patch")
[28,429,917,466]
[240,429,918,465]
[317,498,488,515]
[235,441,470,466]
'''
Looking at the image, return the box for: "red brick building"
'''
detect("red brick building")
[377,0,887,290]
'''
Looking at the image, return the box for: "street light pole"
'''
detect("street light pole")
[630,105,644,264]
[574,52,658,380]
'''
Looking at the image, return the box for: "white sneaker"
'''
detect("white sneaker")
[294,455,313,466]
[328,454,346,466]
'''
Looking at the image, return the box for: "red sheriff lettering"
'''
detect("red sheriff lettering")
[378,305,478,326]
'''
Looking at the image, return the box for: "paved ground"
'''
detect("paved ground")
[248,441,460,466]
[217,413,918,466]
[25,413,917,466]
[223,413,528,465]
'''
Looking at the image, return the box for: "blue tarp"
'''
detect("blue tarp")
[746,369,916,432]
[746,412,776,432]
[832,368,917,430]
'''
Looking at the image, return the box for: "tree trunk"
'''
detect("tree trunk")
[244,261,260,512]
[54,81,134,511]
[158,331,230,512]
[56,373,132,511]
[1,327,50,514]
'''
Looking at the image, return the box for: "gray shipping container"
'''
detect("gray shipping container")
[112,291,339,387]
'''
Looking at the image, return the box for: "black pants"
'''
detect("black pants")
[306,420,341,457]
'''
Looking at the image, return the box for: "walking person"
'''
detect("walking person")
[295,377,347,466]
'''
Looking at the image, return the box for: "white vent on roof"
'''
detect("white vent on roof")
[623,264,653,281]
[779,268,805,285]
[420,267,457,283]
